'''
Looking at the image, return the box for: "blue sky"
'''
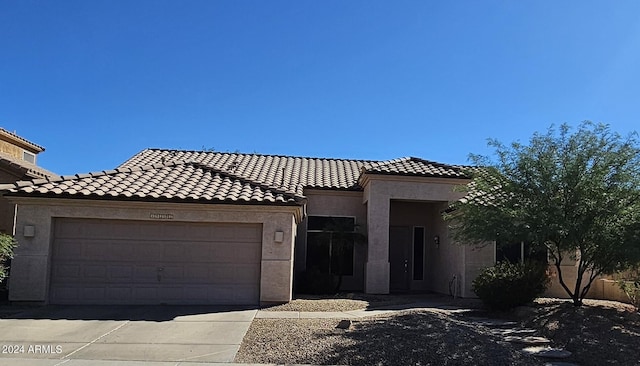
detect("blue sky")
[2,1,640,175]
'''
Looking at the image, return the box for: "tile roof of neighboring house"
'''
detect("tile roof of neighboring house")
[0,151,56,179]
[1,161,304,205]
[2,148,470,205]
[0,127,45,152]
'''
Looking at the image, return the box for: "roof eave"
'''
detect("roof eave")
[3,191,306,207]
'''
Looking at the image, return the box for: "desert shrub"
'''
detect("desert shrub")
[297,267,336,295]
[472,261,550,310]
[0,234,17,283]
[616,267,640,311]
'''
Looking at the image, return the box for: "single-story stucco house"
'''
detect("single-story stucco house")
[1,148,502,305]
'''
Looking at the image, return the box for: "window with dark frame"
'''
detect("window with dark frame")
[306,216,355,276]
[496,240,548,264]
[413,227,424,280]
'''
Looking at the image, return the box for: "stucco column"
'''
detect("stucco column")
[365,195,390,294]
[9,203,51,302]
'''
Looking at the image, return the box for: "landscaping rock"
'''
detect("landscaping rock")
[468,317,518,327]
[492,328,537,336]
[522,346,572,359]
[504,335,551,345]
[336,319,351,329]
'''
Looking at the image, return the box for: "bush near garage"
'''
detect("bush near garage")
[473,261,550,310]
[0,233,16,283]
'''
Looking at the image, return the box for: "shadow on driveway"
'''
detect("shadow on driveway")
[3,304,258,321]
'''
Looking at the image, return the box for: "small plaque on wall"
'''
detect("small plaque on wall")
[149,213,174,220]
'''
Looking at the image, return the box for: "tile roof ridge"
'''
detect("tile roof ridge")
[0,127,45,152]
[361,156,408,169]
[406,156,475,172]
[407,156,457,168]
[186,161,304,200]
[143,148,380,163]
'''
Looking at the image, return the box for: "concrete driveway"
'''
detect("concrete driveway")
[0,305,257,365]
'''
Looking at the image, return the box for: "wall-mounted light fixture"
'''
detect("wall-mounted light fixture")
[24,225,35,238]
[433,235,440,247]
[274,231,284,243]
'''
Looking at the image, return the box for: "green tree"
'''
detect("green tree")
[0,234,17,282]
[446,122,640,306]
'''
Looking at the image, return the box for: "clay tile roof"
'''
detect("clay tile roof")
[1,149,472,205]
[1,161,305,206]
[362,157,470,179]
[117,150,368,192]
[0,127,45,152]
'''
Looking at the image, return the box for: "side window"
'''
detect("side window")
[413,227,424,280]
[23,151,36,164]
[496,240,547,264]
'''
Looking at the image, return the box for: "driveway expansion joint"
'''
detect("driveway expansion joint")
[62,320,131,360]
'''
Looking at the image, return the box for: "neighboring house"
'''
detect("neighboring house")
[1,148,496,305]
[0,128,55,234]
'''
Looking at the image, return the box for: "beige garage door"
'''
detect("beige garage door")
[50,218,262,305]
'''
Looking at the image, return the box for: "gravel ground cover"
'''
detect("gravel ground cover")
[235,309,543,365]
[238,296,640,365]
[261,293,482,312]
[517,298,640,366]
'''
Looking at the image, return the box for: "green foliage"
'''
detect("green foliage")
[616,267,640,311]
[0,234,17,282]
[447,122,640,306]
[472,261,550,310]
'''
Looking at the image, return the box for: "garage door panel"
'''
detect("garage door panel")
[83,265,108,280]
[81,287,106,302]
[52,263,81,280]
[99,243,135,261]
[50,219,262,305]
[133,243,164,261]
[160,266,184,282]
[54,239,85,259]
[50,286,79,303]
[109,265,134,281]
[233,265,261,283]
[134,265,160,282]
[106,287,133,303]
[163,243,186,259]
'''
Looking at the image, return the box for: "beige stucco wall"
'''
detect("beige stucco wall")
[461,243,495,298]
[0,140,28,161]
[8,197,301,304]
[297,189,367,291]
[545,263,631,303]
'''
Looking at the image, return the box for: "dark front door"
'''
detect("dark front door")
[389,226,411,292]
